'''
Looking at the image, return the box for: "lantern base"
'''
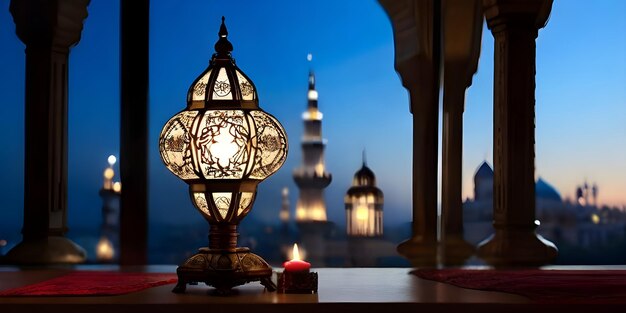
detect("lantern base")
[172,247,276,294]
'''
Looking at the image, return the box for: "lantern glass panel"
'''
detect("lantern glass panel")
[212,67,233,100]
[236,70,255,100]
[193,192,211,217]
[212,192,232,219]
[160,111,200,180]
[238,192,254,216]
[249,111,288,179]
[198,110,252,179]
[193,70,212,101]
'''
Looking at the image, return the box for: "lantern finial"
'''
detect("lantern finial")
[219,16,228,37]
[214,16,233,55]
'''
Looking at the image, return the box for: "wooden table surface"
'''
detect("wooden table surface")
[0,266,623,313]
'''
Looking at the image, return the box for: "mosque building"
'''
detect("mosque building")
[345,153,384,237]
[463,161,626,252]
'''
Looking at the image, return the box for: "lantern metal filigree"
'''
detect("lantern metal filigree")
[159,17,287,294]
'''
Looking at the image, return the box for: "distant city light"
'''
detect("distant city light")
[107,155,117,166]
[96,236,114,261]
[103,168,114,180]
[113,182,122,193]
[591,213,600,225]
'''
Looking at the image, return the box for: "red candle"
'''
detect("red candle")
[283,244,311,272]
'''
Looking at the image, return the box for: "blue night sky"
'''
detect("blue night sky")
[0,0,624,239]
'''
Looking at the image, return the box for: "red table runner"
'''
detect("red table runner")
[0,271,178,296]
[414,268,626,304]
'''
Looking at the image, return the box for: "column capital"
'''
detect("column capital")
[443,0,483,93]
[379,0,440,114]
[10,0,90,51]
[483,0,553,31]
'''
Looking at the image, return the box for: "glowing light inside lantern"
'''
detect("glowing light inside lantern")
[209,127,239,168]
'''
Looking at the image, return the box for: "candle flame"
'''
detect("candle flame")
[292,243,301,261]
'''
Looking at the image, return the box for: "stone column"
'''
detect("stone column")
[379,0,441,266]
[440,0,482,265]
[119,0,150,265]
[477,0,557,266]
[5,0,90,264]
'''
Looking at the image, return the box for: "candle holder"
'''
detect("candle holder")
[277,271,318,294]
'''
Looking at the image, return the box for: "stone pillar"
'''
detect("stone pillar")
[379,0,441,266]
[119,0,150,265]
[440,0,482,265]
[5,0,89,264]
[477,0,557,266]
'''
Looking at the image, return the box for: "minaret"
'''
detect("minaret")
[592,183,598,207]
[293,55,332,221]
[583,178,589,206]
[97,155,121,263]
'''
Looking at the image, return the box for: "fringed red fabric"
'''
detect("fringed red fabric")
[0,271,177,296]
[414,269,626,304]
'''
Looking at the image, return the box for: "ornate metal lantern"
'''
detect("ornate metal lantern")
[159,17,287,293]
[345,156,383,237]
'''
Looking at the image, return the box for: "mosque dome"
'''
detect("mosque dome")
[536,177,562,202]
[347,156,383,200]
[474,161,493,180]
[473,161,493,202]
[353,164,376,187]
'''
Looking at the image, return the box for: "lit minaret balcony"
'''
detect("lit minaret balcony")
[280,187,290,223]
[293,56,332,222]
